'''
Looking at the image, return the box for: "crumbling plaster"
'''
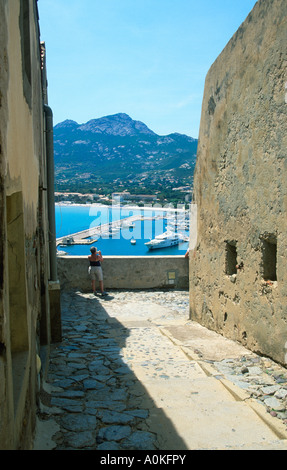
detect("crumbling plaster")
[190,0,287,364]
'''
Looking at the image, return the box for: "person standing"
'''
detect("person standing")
[88,246,107,296]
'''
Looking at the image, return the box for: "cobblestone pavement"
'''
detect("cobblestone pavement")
[34,289,287,451]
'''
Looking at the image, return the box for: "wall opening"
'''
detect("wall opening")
[262,236,277,282]
[6,192,29,353]
[225,241,237,275]
[6,192,29,414]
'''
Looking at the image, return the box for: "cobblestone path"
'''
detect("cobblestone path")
[34,289,287,451]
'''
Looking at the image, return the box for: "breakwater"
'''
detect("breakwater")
[56,214,153,246]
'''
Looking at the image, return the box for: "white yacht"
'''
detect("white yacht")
[145,230,186,250]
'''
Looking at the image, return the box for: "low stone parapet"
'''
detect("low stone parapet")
[57,255,189,291]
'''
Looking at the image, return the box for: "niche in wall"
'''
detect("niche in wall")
[6,191,29,353]
[261,235,277,282]
[6,192,29,414]
[225,240,238,276]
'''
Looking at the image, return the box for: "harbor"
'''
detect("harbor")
[56,205,190,256]
[56,214,149,247]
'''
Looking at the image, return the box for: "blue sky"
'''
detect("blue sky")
[38,0,257,138]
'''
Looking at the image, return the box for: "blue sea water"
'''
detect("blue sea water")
[55,204,189,257]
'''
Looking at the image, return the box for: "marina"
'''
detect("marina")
[56,213,165,246]
[55,204,190,256]
[56,214,143,246]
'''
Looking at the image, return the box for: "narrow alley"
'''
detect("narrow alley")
[34,289,287,451]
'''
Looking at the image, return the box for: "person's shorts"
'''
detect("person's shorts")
[88,266,103,281]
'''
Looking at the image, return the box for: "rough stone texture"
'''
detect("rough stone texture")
[190,0,287,364]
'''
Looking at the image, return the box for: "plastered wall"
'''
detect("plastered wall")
[0,0,54,449]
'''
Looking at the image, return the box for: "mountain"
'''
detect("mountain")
[53,113,198,197]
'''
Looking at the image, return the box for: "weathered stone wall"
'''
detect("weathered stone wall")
[58,256,189,291]
[190,0,287,364]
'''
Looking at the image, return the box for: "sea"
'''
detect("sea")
[55,203,189,257]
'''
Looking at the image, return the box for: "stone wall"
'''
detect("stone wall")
[190,0,287,364]
[58,256,189,291]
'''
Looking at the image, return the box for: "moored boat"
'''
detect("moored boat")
[145,230,186,250]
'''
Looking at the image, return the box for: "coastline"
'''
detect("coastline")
[55,202,187,212]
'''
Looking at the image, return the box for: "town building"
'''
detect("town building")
[112,192,158,204]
